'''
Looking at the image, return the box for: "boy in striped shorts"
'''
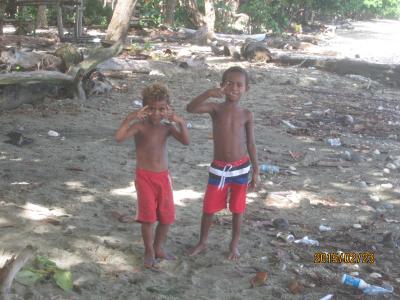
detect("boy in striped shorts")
[187,66,259,260]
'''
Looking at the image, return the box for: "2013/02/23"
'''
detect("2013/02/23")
[314,252,375,264]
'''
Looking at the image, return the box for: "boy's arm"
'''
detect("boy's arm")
[245,111,259,191]
[186,87,224,114]
[115,107,148,142]
[167,107,190,145]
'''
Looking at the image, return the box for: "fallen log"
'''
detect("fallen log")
[0,245,35,300]
[0,42,123,110]
[272,53,400,87]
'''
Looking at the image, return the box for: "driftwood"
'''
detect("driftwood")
[0,245,35,300]
[273,53,400,87]
[0,41,122,110]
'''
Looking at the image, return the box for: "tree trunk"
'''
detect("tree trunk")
[183,0,204,28]
[36,5,48,29]
[0,1,5,35]
[56,4,64,40]
[204,0,215,34]
[164,0,177,26]
[105,0,138,42]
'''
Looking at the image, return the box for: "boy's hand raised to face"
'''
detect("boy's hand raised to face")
[136,105,149,121]
[206,86,226,98]
[166,105,182,123]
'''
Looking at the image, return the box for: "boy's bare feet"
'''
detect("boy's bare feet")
[189,243,207,256]
[155,249,176,261]
[144,250,158,269]
[228,242,240,261]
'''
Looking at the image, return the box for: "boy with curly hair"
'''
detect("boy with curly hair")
[115,83,190,268]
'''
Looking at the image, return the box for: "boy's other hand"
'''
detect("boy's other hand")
[248,173,260,192]
[137,106,149,121]
[166,105,181,123]
[207,86,225,98]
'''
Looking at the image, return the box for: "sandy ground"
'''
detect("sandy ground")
[1,20,400,299]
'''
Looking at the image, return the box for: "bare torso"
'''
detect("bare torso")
[211,102,249,162]
[134,121,169,171]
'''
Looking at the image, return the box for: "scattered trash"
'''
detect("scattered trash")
[319,225,332,232]
[352,224,362,229]
[260,164,280,174]
[342,274,393,296]
[327,138,342,147]
[342,274,369,289]
[132,100,143,108]
[369,272,382,279]
[294,236,319,246]
[276,232,295,243]
[186,122,193,129]
[288,279,303,294]
[47,130,60,138]
[5,131,33,147]
[319,294,334,300]
[250,271,268,288]
[149,70,166,77]
[272,218,289,230]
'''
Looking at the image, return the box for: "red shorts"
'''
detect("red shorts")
[203,156,250,214]
[134,168,175,224]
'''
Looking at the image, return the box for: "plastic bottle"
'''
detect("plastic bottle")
[363,284,393,295]
[294,236,320,246]
[319,225,332,232]
[341,274,370,289]
[260,164,280,174]
[276,232,295,243]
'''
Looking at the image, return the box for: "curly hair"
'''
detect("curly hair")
[141,82,170,106]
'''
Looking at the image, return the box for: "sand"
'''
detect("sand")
[1,20,400,299]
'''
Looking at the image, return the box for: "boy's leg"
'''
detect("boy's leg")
[189,213,214,256]
[154,223,175,260]
[141,222,156,268]
[228,213,242,261]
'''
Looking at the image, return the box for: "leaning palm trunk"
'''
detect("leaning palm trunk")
[105,0,138,42]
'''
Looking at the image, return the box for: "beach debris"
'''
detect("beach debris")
[341,274,393,295]
[288,279,303,294]
[319,225,332,232]
[276,232,295,243]
[272,218,289,230]
[352,224,362,229]
[40,218,61,225]
[250,271,268,288]
[260,164,280,174]
[186,122,193,129]
[294,236,319,246]
[326,138,342,147]
[47,130,60,138]
[16,256,72,292]
[319,294,334,300]
[4,131,33,147]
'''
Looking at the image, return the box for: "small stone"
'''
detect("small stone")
[353,224,362,229]
[272,218,289,230]
[383,168,390,174]
[386,163,397,170]
[288,279,303,294]
[369,272,382,279]
[373,149,381,155]
[380,183,393,189]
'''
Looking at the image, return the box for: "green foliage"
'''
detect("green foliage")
[138,0,163,27]
[84,0,112,26]
[16,256,73,292]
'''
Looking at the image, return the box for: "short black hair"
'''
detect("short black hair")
[221,66,249,86]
